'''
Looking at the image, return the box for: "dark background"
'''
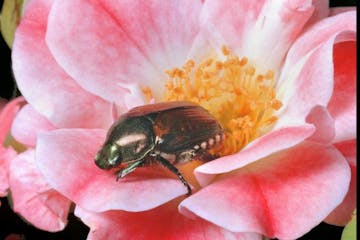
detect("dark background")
[0,0,356,239]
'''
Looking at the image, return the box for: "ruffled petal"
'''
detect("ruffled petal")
[75,202,261,240]
[305,0,330,26]
[327,41,356,142]
[46,0,203,102]
[305,105,335,144]
[11,104,55,147]
[0,97,25,144]
[12,0,113,128]
[9,150,71,231]
[0,148,17,196]
[325,139,356,226]
[180,142,350,239]
[0,98,24,196]
[277,11,356,127]
[195,124,314,185]
[201,0,314,71]
[281,10,356,69]
[329,7,356,17]
[36,129,189,212]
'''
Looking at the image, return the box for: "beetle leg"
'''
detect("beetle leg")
[115,160,145,180]
[156,156,192,196]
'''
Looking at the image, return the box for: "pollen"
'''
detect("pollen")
[143,46,282,156]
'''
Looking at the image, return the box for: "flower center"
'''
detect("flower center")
[143,46,282,157]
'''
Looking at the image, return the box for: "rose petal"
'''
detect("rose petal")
[281,10,356,69]
[181,142,350,239]
[9,150,71,231]
[11,104,55,147]
[201,0,314,71]
[327,41,356,143]
[0,147,17,196]
[195,124,314,185]
[277,11,356,118]
[0,97,25,144]
[305,0,330,26]
[0,98,23,197]
[46,0,203,102]
[36,129,189,212]
[75,202,261,240]
[305,105,335,144]
[325,139,356,226]
[12,0,113,128]
[334,139,356,166]
[329,7,356,16]
[277,32,355,128]
[200,0,264,50]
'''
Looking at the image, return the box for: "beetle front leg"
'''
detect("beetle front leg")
[115,160,145,180]
[156,156,192,196]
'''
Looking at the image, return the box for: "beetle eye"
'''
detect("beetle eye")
[95,144,122,169]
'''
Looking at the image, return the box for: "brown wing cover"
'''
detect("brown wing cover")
[152,105,223,153]
[125,101,198,118]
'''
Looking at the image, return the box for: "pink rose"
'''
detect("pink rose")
[10,0,355,239]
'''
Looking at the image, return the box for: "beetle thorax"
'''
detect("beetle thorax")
[116,133,148,153]
[110,116,155,163]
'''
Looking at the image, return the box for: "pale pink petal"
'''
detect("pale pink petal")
[11,104,55,147]
[305,105,335,144]
[201,0,314,71]
[9,150,71,231]
[46,0,203,102]
[180,142,350,239]
[334,139,356,166]
[75,203,261,240]
[277,11,356,111]
[281,10,356,68]
[327,41,356,143]
[305,0,330,26]
[277,22,355,127]
[329,7,356,16]
[0,148,17,196]
[325,139,356,225]
[0,98,23,197]
[195,124,315,185]
[0,97,25,144]
[12,0,113,128]
[200,0,264,50]
[36,129,189,212]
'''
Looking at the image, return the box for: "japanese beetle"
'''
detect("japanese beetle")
[95,101,224,195]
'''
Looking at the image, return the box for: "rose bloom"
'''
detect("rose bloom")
[5,0,356,239]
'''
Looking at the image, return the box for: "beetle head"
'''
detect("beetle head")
[95,116,155,170]
[95,143,122,169]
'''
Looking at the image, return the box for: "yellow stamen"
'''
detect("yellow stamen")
[141,86,153,102]
[143,46,282,156]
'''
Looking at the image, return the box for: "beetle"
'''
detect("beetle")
[94,101,224,195]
